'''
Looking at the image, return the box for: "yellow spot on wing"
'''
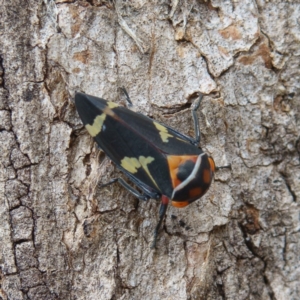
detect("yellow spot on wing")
[153,122,173,143]
[121,156,159,189]
[85,114,106,137]
[139,156,157,187]
[107,101,119,109]
[121,157,141,173]
[139,156,154,168]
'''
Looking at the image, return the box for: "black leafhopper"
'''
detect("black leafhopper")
[75,90,229,248]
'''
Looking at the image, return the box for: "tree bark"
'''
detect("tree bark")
[0,0,299,299]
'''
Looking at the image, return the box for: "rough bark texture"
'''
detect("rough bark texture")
[0,0,299,299]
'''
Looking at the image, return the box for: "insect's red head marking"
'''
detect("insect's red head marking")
[168,154,215,208]
[167,155,198,189]
[172,201,189,208]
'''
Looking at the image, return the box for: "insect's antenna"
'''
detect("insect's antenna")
[216,164,231,171]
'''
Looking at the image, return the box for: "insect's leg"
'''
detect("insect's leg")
[151,195,169,249]
[99,178,150,201]
[126,177,160,199]
[119,87,133,106]
[190,93,203,146]
[172,93,203,146]
[117,167,161,200]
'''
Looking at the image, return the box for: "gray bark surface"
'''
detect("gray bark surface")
[0,1,299,299]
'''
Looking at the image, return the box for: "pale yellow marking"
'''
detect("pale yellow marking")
[121,157,141,173]
[153,122,173,143]
[176,137,189,143]
[85,114,106,137]
[139,156,158,188]
[85,102,120,137]
[121,156,159,189]
[103,106,116,117]
[107,101,119,109]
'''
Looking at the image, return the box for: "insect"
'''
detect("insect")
[75,89,229,248]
